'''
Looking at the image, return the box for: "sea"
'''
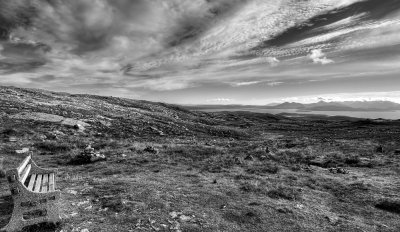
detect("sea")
[201,108,400,120]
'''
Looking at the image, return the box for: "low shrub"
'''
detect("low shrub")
[246,163,280,175]
[267,186,301,201]
[375,199,400,214]
[35,141,71,153]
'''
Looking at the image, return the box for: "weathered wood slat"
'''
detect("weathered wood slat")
[41,174,49,193]
[20,164,31,184]
[49,173,55,192]
[17,155,31,175]
[27,174,37,191]
[34,174,42,192]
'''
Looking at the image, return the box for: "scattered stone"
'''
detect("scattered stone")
[69,212,79,218]
[325,215,339,225]
[67,190,78,195]
[329,167,348,174]
[70,145,106,164]
[38,135,47,141]
[179,215,192,222]
[45,132,58,140]
[277,207,292,214]
[144,146,158,154]
[376,145,384,153]
[15,148,30,154]
[259,155,267,161]
[149,126,165,136]
[74,124,85,131]
[8,136,17,142]
[169,211,180,219]
[0,168,5,178]
[81,229,89,232]
[234,157,242,165]
[303,165,315,173]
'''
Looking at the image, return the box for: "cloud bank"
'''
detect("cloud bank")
[0,0,400,104]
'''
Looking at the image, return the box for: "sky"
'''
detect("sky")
[1,0,400,105]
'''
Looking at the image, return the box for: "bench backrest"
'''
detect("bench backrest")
[18,155,32,184]
[7,155,32,184]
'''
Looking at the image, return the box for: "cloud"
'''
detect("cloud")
[0,44,4,59]
[206,98,233,103]
[231,81,260,87]
[266,81,283,87]
[309,49,334,65]
[266,57,280,66]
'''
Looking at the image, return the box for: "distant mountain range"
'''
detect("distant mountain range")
[187,101,400,112]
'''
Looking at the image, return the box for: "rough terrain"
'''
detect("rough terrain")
[0,86,400,232]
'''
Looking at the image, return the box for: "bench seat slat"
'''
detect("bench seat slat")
[27,174,37,191]
[49,173,55,192]
[41,174,49,193]
[34,174,42,192]
[17,155,31,175]
[20,164,31,184]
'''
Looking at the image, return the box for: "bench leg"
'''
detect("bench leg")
[1,204,26,232]
[46,192,62,224]
[1,192,61,232]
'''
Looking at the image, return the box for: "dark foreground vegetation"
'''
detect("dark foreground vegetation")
[0,86,400,232]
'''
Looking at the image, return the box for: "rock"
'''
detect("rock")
[259,155,267,161]
[0,169,5,178]
[70,145,106,165]
[376,145,384,153]
[325,215,339,225]
[74,124,85,131]
[149,126,164,136]
[329,167,348,174]
[244,154,254,161]
[234,157,242,165]
[15,148,30,154]
[144,146,158,154]
[169,211,180,219]
[68,190,78,195]
[90,153,106,162]
[179,215,192,222]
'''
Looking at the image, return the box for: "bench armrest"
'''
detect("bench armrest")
[30,160,58,175]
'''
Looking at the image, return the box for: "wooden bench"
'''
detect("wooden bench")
[1,155,61,232]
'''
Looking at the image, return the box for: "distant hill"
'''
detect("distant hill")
[188,101,400,112]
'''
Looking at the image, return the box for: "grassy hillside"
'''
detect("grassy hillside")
[0,86,400,232]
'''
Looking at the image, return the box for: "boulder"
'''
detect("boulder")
[70,145,106,165]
